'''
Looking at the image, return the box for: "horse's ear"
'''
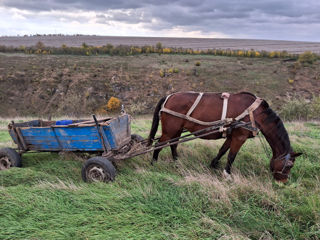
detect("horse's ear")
[292,152,303,158]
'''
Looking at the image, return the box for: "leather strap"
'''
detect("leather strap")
[161,107,233,126]
[220,93,230,136]
[234,97,263,121]
[220,92,230,120]
[186,92,203,117]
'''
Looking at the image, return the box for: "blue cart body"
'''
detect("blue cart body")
[9,114,131,152]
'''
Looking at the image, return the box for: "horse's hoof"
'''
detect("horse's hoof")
[210,162,219,169]
[223,169,232,181]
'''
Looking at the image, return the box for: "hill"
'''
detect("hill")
[0,53,319,118]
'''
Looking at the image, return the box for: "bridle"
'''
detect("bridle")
[272,153,291,177]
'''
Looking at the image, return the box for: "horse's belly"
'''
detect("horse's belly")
[196,132,222,140]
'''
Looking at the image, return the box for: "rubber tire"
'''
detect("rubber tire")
[131,134,144,143]
[0,148,22,170]
[81,157,116,183]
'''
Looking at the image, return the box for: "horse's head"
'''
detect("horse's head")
[271,152,302,182]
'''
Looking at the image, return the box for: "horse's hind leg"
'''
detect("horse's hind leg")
[152,134,171,164]
[152,119,183,164]
[210,137,231,168]
[170,144,178,160]
[169,129,183,160]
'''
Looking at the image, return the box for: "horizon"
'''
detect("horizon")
[1,34,319,44]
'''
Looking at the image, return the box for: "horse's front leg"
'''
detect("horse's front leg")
[210,137,231,168]
[224,134,247,177]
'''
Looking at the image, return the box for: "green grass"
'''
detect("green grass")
[0,119,319,239]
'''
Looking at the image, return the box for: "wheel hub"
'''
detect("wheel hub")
[87,165,106,182]
[0,156,11,170]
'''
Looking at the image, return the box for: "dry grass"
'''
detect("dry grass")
[37,179,82,191]
[200,216,250,240]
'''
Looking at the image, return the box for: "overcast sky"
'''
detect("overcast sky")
[0,0,319,41]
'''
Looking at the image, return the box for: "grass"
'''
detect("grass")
[0,117,319,239]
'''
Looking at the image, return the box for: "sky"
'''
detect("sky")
[0,0,319,41]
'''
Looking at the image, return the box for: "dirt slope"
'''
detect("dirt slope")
[0,53,319,117]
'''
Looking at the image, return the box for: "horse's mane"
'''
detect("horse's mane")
[261,101,291,153]
[239,91,257,98]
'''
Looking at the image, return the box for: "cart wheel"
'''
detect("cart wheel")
[131,134,144,143]
[82,157,116,183]
[0,148,22,171]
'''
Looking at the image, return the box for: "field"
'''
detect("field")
[0,117,320,240]
[0,39,320,239]
[0,53,319,118]
[1,36,320,53]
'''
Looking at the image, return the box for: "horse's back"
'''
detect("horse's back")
[164,92,257,122]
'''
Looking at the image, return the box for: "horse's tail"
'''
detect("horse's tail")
[147,96,166,146]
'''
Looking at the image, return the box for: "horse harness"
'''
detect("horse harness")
[160,92,263,137]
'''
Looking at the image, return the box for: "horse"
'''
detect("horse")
[147,92,302,182]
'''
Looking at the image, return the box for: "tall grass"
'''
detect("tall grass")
[280,96,320,121]
[0,118,319,239]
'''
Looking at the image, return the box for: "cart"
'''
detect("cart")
[0,114,256,182]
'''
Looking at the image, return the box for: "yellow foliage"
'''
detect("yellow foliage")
[163,48,172,54]
[298,51,317,64]
[269,51,276,58]
[107,97,121,111]
[159,69,165,77]
[288,78,294,84]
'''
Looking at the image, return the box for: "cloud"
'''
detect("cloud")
[0,0,319,41]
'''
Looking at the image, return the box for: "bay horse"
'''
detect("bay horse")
[147,92,302,182]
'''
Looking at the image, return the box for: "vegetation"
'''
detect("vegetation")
[1,41,319,61]
[0,118,319,239]
[298,51,318,65]
[280,96,320,121]
[107,97,121,112]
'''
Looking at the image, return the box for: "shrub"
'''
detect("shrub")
[107,97,121,111]
[298,51,318,65]
[156,42,163,53]
[288,78,294,84]
[159,69,165,77]
[279,96,320,120]
[35,41,45,50]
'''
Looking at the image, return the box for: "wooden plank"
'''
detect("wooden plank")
[16,128,28,150]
